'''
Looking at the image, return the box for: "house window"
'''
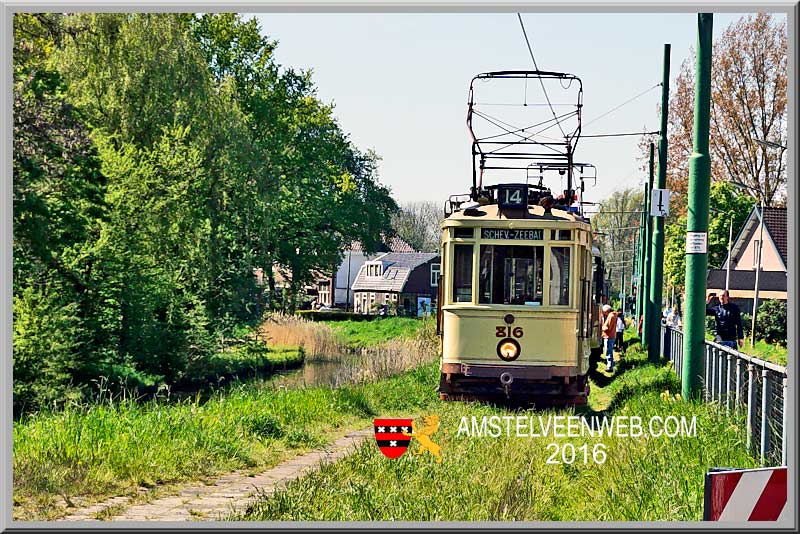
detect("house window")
[431,263,441,287]
[366,262,383,278]
[753,240,760,269]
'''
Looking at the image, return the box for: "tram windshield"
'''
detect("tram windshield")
[479,245,544,305]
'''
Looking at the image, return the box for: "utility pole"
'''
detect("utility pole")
[648,43,671,362]
[641,143,655,348]
[636,191,646,327]
[751,199,764,348]
[682,13,713,399]
[725,218,733,292]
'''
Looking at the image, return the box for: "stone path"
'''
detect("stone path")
[62,429,372,522]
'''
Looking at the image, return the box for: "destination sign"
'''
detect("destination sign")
[481,228,543,240]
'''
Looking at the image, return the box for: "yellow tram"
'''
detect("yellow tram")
[436,188,603,405]
[436,70,606,405]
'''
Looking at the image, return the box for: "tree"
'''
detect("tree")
[640,13,787,215]
[391,201,442,252]
[590,188,643,298]
[662,181,754,291]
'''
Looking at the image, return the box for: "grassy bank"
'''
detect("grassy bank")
[325,317,426,349]
[13,360,440,521]
[235,348,758,522]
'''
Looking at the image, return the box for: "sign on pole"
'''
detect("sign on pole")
[650,188,671,217]
[686,231,707,254]
[704,466,787,521]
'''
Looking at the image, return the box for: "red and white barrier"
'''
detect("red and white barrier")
[704,466,788,521]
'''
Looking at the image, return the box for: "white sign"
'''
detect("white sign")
[686,232,708,254]
[651,188,671,217]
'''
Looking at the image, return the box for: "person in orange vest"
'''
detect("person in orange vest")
[601,304,618,372]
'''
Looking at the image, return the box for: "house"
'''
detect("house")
[351,252,441,316]
[706,206,787,313]
[316,235,416,309]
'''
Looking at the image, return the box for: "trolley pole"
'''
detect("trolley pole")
[641,143,655,348]
[648,43,671,362]
[682,13,713,399]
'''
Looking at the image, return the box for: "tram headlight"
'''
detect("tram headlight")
[496,338,521,361]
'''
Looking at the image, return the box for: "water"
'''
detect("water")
[268,351,367,389]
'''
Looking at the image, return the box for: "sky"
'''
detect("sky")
[249,11,782,208]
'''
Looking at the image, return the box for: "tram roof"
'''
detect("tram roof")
[443,204,590,225]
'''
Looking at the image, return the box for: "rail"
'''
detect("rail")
[659,323,788,467]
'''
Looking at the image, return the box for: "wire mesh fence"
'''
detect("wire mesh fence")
[660,323,787,467]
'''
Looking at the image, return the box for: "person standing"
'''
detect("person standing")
[601,304,618,372]
[705,290,744,350]
[615,309,626,356]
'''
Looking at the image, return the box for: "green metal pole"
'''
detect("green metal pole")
[682,14,713,399]
[631,226,638,315]
[641,143,655,348]
[637,207,645,322]
[648,43,671,362]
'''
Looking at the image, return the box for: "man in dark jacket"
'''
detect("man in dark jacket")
[706,290,744,349]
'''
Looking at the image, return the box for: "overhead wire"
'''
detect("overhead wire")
[581,131,660,138]
[583,83,662,129]
[517,13,568,140]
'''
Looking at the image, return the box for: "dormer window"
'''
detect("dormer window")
[366,261,383,278]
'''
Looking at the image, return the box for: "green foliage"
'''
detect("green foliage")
[13,13,397,415]
[755,299,786,345]
[12,285,85,412]
[664,182,755,290]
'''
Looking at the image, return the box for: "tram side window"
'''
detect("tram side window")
[452,244,473,303]
[549,247,571,306]
[479,245,543,305]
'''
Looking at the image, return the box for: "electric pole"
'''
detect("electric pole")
[682,13,713,399]
[648,43,671,362]
[641,143,655,348]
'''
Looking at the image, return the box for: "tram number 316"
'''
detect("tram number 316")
[496,326,524,338]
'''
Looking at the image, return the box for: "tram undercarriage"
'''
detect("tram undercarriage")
[438,362,590,406]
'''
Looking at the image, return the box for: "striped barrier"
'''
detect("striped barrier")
[704,466,788,521]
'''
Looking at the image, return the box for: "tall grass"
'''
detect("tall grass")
[13,362,441,521]
[235,356,758,522]
[259,313,345,357]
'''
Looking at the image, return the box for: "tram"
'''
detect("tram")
[435,70,607,405]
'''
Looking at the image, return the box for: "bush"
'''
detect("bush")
[13,285,86,414]
[755,300,787,345]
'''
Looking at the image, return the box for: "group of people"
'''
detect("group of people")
[597,290,744,374]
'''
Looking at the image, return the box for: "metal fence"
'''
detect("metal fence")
[659,323,788,467]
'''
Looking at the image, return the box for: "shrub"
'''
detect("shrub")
[755,299,787,345]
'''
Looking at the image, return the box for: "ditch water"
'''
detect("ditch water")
[268,351,368,389]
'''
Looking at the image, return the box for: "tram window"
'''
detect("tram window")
[452,244,473,303]
[551,229,572,241]
[479,245,544,305]
[453,227,474,239]
[550,247,571,305]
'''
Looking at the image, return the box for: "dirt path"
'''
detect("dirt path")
[62,429,372,522]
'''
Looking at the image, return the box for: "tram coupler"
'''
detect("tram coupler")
[500,371,514,399]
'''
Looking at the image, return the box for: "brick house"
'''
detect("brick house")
[706,206,787,313]
[351,252,441,316]
[316,235,416,309]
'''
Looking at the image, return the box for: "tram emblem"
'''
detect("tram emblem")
[374,416,443,461]
[373,418,413,458]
